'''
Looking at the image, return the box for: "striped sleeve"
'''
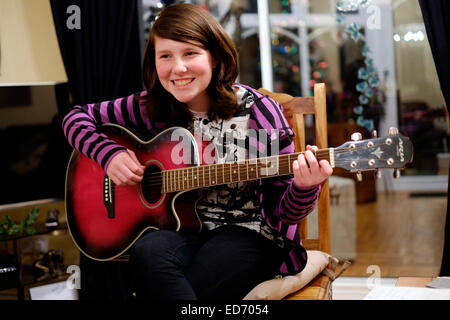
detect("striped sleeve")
[246,87,321,224]
[62,91,151,171]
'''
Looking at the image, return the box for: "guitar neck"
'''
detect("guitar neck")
[161,148,334,193]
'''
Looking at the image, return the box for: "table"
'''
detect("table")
[0,221,67,300]
[395,277,436,288]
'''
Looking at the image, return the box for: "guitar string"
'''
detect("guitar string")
[131,150,333,179]
[125,143,391,180]
[109,158,395,195]
[107,143,397,193]
[136,150,385,186]
[110,146,391,191]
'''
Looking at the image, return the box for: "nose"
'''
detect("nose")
[173,58,187,74]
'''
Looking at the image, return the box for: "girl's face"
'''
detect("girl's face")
[154,36,216,112]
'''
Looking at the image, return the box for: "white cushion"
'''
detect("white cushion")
[243,250,330,300]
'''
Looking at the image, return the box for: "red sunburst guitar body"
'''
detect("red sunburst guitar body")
[65,125,201,261]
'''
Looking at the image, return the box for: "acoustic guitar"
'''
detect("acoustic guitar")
[65,124,413,261]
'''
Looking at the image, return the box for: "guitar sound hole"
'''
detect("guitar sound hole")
[142,164,163,204]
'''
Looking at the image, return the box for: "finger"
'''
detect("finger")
[297,153,310,175]
[304,150,319,171]
[127,149,145,175]
[319,159,333,176]
[111,162,142,185]
[292,159,299,174]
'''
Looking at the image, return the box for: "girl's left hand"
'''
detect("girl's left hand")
[292,145,333,188]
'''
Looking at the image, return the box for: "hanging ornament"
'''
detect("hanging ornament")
[346,23,363,42]
[357,116,374,132]
[365,88,374,98]
[356,81,368,93]
[358,68,369,80]
[353,105,364,115]
[359,95,369,105]
[336,0,382,133]
[336,0,372,12]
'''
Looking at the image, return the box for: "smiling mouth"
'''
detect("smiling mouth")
[172,78,194,86]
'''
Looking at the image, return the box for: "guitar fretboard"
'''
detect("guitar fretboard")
[161,149,333,193]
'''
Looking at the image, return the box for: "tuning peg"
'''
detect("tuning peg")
[371,130,378,138]
[351,132,363,141]
[388,127,399,136]
[374,169,382,180]
[356,171,363,182]
[393,169,401,179]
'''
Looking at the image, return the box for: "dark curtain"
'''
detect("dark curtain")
[50,0,143,299]
[418,0,450,275]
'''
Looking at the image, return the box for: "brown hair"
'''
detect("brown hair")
[139,3,240,127]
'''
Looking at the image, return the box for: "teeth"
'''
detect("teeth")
[173,79,193,86]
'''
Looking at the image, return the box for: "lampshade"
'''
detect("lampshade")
[0,0,68,86]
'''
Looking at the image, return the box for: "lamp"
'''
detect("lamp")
[0,0,68,86]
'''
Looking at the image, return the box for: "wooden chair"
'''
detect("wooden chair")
[251,83,350,300]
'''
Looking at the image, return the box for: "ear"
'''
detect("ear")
[212,58,218,69]
[211,52,219,69]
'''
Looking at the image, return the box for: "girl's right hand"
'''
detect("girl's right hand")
[106,149,145,186]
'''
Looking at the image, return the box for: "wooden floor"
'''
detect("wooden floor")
[342,191,447,278]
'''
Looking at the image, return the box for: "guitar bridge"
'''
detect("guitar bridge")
[103,175,115,219]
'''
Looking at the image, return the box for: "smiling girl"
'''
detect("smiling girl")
[62,3,332,300]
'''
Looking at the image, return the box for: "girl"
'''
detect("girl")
[63,3,332,300]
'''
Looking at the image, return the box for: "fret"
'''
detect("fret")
[228,162,232,183]
[246,160,249,181]
[179,169,182,190]
[202,165,205,188]
[168,170,172,193]
[239,161,245,182]
[288,154,292,174]
[232,163,237,183]
[172,169,176,191]
[196,167,200,188]
[168,171,171,192]
[193,167,196,188]
[214,164,217,185]
[265,158,269,177]
[195,167,199,188]
[237,161,240,181]
[220,163,225,185]
[166,170,170,193]
[208,165,211,185]
[171,170,175,191]
[197,166,200,188]
[248,159,257,180]
[181,168,185,190]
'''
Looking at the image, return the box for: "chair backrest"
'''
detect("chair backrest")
[258,83,331,254]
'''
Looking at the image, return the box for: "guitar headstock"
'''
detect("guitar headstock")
[333,127,414,180]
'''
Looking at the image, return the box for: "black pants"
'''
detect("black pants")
[129,225,283,300]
